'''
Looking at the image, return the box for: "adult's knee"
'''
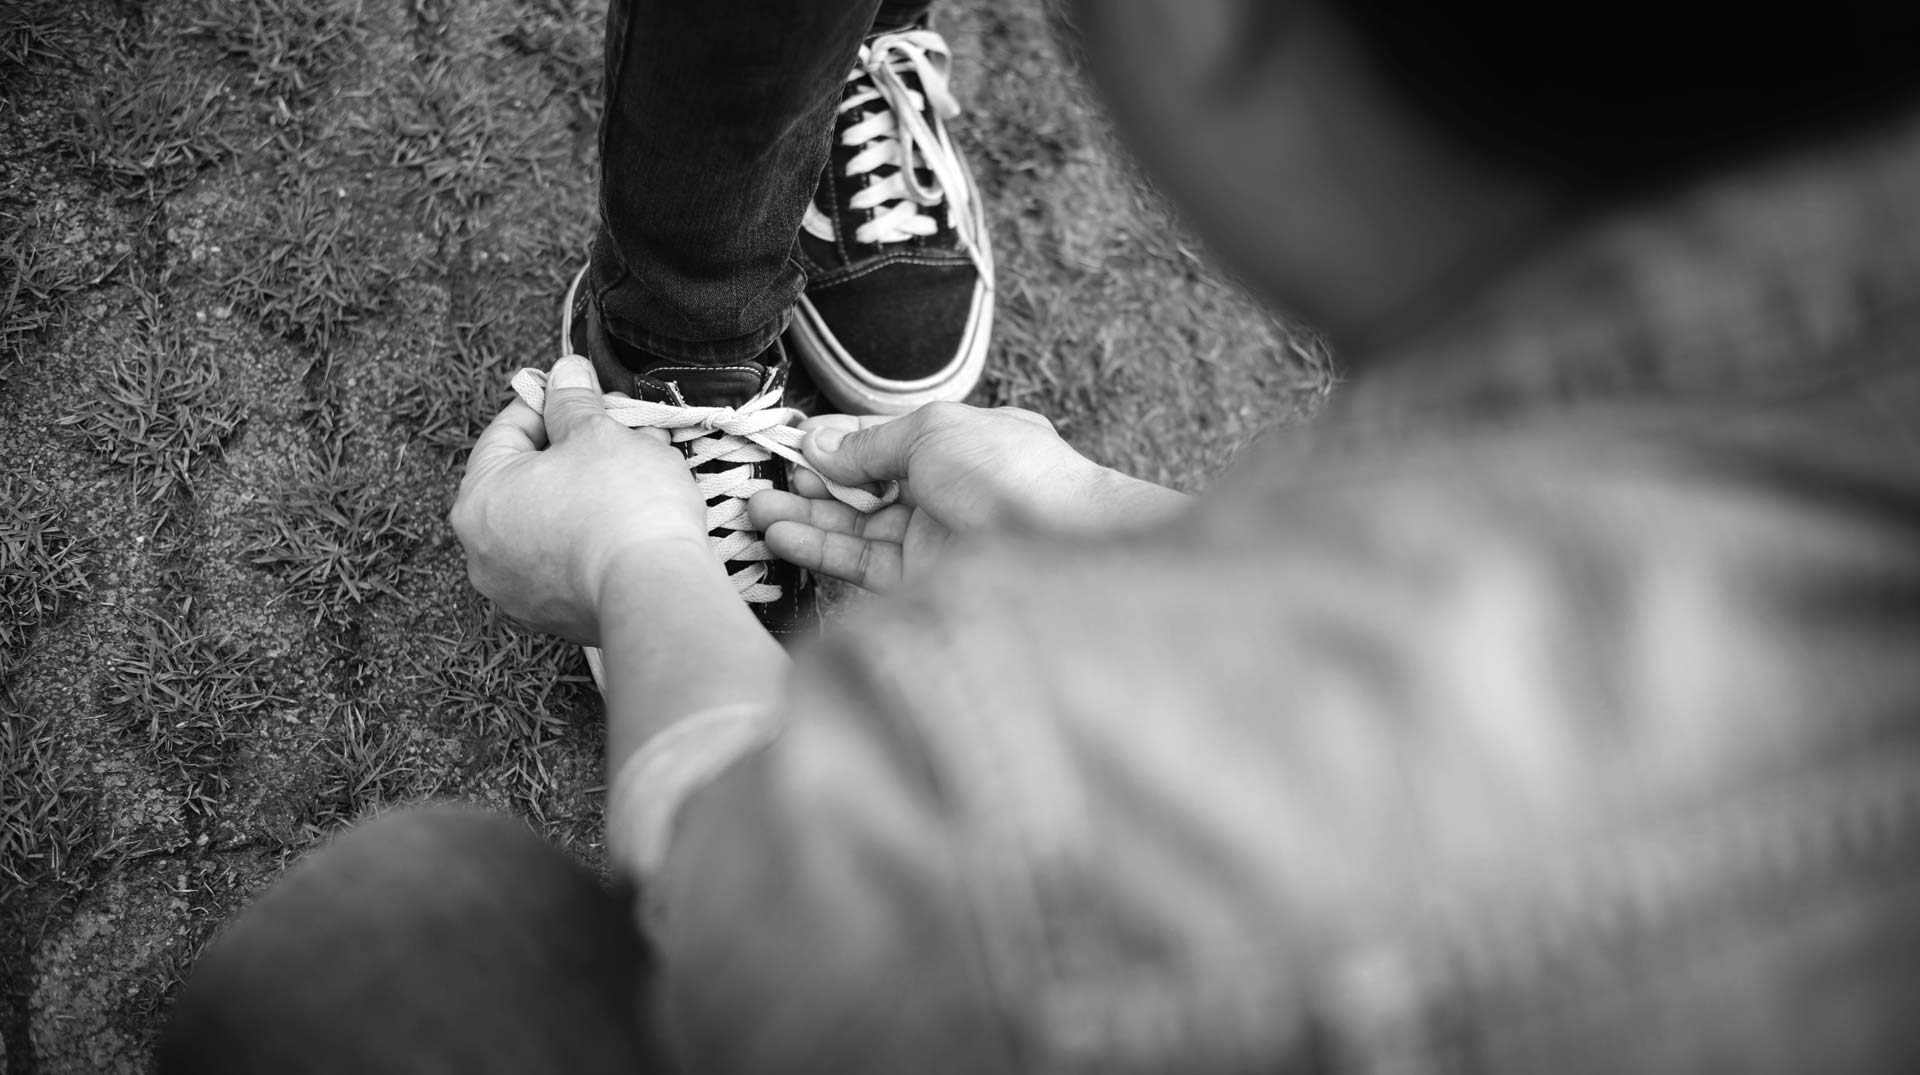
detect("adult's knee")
[159,804,653,1075]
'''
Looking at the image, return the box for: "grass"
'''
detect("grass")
[185,0,365,110]
[0,2,69,83]
[0,207,86,383]
[303,698,418,833]
[0,0,1329,1069]
[240,436,421,628]
[0,478,88,680]
[391,312,520,454]
[436,611,592,747]
[221,171,396,354]
[56,283,247,512]
[65,37,230,195]
[0,692,98,901]
[500,0,601,130]
[431,608,598,835]
[379,51,552,238]
[100,608,290,827]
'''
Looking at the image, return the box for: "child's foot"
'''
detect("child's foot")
[560,266,818,647]
[786,23,994,416]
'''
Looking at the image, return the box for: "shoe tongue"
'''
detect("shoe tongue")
[633,362,769,409]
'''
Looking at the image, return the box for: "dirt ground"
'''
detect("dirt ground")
[0,0,1330,1070]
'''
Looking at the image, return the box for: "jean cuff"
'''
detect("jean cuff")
[599,304,791,366]
[589,266,793,367]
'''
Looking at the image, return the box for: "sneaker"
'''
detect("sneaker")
[786,23,994,416]
[559,266,818,650]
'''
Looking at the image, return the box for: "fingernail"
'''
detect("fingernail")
[811,428,844,453]
[550,354,591,388]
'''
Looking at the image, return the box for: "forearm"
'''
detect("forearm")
[596,543,789,777]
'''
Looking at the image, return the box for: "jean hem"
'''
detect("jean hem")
[597,294,792,366]
[589,256,795,366]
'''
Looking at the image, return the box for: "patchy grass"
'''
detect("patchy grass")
[378,52,548,238]
[66,37,230,194]
[301,698,418,835]
[185,0,365,110]
[222,171,396,353]
[435,610,589,747]
[240,438,421,628]
[431,609,597,832]
[0,478,88,679]
[0,0,74,89]
[0,207,86,381]
[56,283,247,511]
[391,311,519,454]
[100,609,289,826]
[499,0,601,131]
[0,691,98,900]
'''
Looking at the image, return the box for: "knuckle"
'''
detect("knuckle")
[1002,406,1056,432]
[916,400,969,431]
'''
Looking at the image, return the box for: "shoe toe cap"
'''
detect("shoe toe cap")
[804,261,983,385]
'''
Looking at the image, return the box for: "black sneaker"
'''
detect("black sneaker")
[786,23,994,416]
[560,266,818,651]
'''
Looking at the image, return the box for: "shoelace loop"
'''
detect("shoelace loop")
[510,366,899,602]
[838,28,989,279]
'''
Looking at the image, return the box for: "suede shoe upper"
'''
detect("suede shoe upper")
[787,25,994,414]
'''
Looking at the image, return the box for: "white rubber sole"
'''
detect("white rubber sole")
[559,264,587,360]
[557,264,609,693]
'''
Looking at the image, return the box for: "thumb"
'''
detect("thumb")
[543,354,607,444]
[802,412,919,486]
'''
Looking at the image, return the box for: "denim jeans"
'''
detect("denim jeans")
[590,0,935,364]
[158,807,663,1074]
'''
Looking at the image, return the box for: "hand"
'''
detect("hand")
[747,401,1187,593]
[451,354,713,643]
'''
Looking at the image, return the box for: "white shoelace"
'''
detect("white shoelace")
[510,366,898,602]
[837,28,989,277]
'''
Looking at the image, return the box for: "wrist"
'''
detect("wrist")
[1073,466,1191,532]
[592,535,789,771]
[591,533,721,624]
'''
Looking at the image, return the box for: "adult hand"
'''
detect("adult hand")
[748,401,1187,593]
[451,355,712,643]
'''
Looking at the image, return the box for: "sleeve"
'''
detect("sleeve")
[603,702,783,888]
[607,421,1920,1075]
[607,629,1018,1075]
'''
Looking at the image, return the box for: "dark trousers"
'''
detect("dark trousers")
[590,0,936,364]
[158,807,658,1074]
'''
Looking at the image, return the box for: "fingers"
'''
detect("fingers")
[801,406,945,486]
[749,490,913,544]
[750,488,858,533]
[467,399,548,474]
[763,520,903,593]
[753,487,913,592]
[541,354,610,445]
[789,467,830,499]
[783,466,913,509]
